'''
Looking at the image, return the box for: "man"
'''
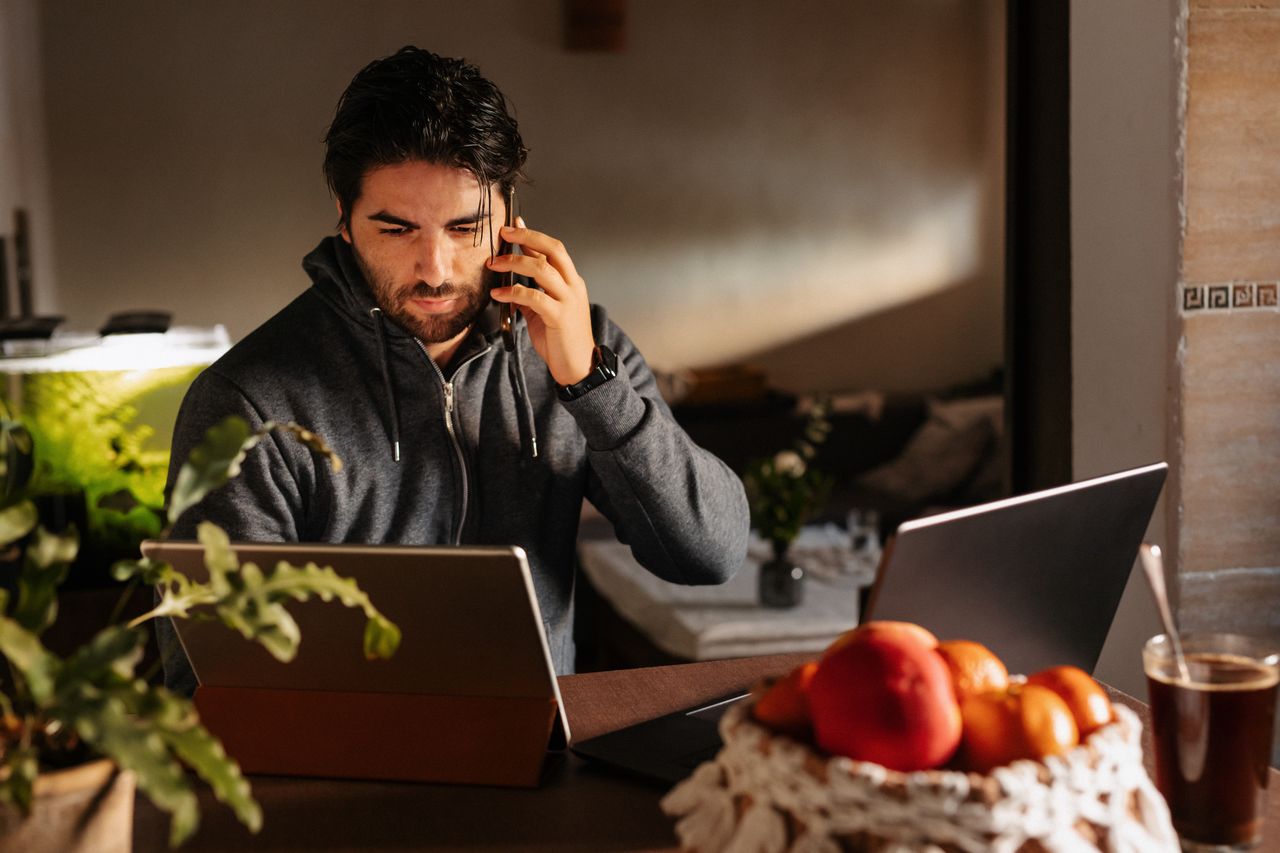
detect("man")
[159,47,749,695]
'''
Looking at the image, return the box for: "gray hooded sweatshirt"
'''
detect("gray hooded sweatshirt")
[157,236,748,694]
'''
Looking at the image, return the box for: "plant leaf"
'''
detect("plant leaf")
[0,418,34,503]
[262,421,343,473]
[142,690,262,836]
[0,744,38,815]
[186,535,399,663]
[132,572,219,626]
[197,522,238,595]
[167,418,346,528]
[148,554,400,660]
[112,556,176,585]
[13,526,79,634]
[57,625,146,694]
[24,524,79,566]
[0,499,36,548]
[259,561,400,660]
[167,416,258,527]
[51,661,260,847]
[0,616,60,705]
[364,615,402,661]
[213,560,302,662]
[72,693,200,848]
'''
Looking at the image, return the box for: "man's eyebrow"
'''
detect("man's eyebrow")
[366,211,491,229]
[445,213,489,228]
[367,211,419,229]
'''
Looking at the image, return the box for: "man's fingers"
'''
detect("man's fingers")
[487,253,572,300]
[500,222,580,284]
[490,283,560,322]
[492,216,595,385]
[512,216,545,262]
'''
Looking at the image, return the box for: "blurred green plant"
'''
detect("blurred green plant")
[16,367,203,562]
[0,407,400,847]
[742,399,834,552]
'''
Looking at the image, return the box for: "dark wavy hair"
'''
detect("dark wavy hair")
[323,46,528,229]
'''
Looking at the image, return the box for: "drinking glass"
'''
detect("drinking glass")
[1144,633,1279,851]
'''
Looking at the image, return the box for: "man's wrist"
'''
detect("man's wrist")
[556,345,618,401]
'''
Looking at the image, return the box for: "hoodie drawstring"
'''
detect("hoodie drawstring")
[509,338,540,459]
[370,305,537,462]
[369,308,403,463]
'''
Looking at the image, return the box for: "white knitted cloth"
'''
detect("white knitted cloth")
[660,701,1178,853]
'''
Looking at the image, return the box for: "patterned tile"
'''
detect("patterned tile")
[1184,285,1205,311]
[1182,282,1280,313]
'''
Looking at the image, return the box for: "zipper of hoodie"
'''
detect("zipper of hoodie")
[414,339,491,545]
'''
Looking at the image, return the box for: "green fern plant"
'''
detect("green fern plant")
[0,411,401,847]
[18,367,197,558]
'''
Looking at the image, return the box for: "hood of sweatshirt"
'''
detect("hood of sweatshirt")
[301,235,505,340]
[299,235,539,459]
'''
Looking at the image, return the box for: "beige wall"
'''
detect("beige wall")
[0,0,56,316]
[1071,0,1182,696]
[36,0,1003,394]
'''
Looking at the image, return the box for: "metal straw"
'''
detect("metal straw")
[1138,543,1191,682]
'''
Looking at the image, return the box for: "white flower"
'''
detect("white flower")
[773,450,806,476]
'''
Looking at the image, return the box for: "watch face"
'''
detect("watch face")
[596,345,618,375]
[558,345,618,401]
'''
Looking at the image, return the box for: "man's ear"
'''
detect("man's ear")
[337,198,351,243]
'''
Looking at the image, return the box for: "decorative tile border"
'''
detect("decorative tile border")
[1182,282,1280,314]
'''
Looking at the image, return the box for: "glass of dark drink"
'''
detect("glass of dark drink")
[1144,633,1279,851]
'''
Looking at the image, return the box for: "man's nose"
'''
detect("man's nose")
[415,236,451,283]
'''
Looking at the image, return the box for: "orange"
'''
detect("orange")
[1026,665,1113,737]
[824,620,939,659]
[810,627,961,771]
[752,661,818,737]
[936,640,1009,702]
[959,683,1079,774]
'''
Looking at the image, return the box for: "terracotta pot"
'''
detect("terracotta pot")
[0,758,135,853]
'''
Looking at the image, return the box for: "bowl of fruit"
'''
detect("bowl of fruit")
[661,621,1179,852]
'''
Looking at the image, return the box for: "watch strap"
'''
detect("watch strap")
[557,345,618,401]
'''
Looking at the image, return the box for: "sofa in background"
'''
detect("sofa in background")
[666,368,1007,535]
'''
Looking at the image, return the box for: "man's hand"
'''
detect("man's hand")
[487,217,596,387]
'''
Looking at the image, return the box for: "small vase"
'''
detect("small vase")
[759,541,804,608]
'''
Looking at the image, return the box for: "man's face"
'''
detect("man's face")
[340,160,505,344]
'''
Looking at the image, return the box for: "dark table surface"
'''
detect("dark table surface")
[134,653,1280,852]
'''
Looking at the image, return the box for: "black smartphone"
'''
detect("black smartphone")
[497,185,518,352]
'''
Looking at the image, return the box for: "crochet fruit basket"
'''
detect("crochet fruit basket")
[660,694,1178,853]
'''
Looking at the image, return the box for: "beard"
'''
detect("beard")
[351,240,496,344]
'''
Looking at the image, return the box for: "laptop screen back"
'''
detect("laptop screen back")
[141,541,570,742]
[865,462,1167,675]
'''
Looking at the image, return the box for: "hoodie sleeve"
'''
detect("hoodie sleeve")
[157,368,312,697]
[564,308,749,585]
[164,368,310,542]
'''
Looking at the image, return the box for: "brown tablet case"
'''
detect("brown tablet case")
[194,687,560,787]
[143,542,572,789]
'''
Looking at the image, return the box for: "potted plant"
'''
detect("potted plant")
[0,410,401,850]
[742,400,834,608]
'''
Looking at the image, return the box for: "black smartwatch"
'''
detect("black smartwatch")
[556,344,618,401]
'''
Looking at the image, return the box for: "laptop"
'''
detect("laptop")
[141,541,570,785]
[571,461,1168,783]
